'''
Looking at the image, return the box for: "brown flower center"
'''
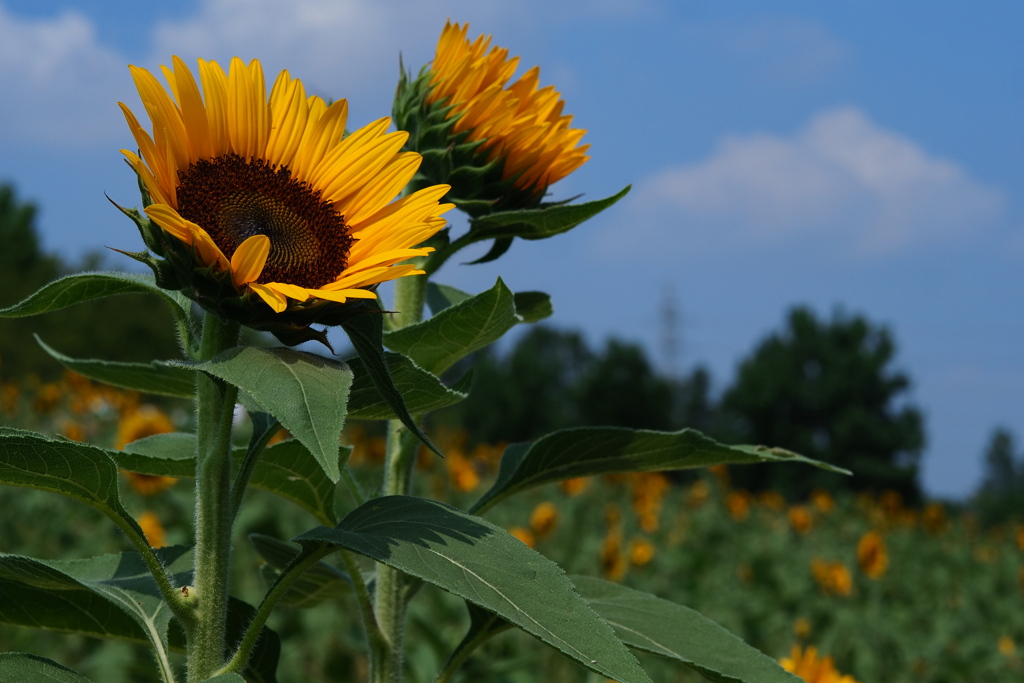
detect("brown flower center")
[176,155,352,290]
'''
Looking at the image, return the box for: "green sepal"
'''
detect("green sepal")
[294,496,652,683]
[470,427,852,514]
[392,65,537,213]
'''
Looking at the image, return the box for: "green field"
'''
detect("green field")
[1,373,1019,682]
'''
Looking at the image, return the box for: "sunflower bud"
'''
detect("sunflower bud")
[394,21,589,216]
[117,56,453,345]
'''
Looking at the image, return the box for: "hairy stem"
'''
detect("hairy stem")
[373,273,428,683]
[187,312,240,681]
[220,543,333,675]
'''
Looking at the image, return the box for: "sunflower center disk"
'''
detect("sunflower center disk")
[176,155,352,290]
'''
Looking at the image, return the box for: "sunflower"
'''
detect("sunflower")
[780,645,859,683]
[120,57,453,315]
[406,21,588,203]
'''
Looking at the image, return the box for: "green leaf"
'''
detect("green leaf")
[116,433,346,525]
[295,496,651,683]
[250,534,353,608]
[467,186,630,242]
[0,547,193,677]
[572,577,802,683]
[470,427,852,513]
[425,282,472,315]
[36,336,194,399]
[178,347,352,483]
[0,271,197,349]
[0,547,279,682]
[119,432,197,477]
[383,278,519,376]
[0,430,145,537]
[202,676,248,683]
[341,306,441,456]
[0,654,95,682]
[513,291,553,323]
[247,439,349,526]
[347,352,472,420]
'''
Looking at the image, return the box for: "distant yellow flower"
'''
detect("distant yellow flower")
[627,538,655,567]
[508,526,535,548]
[999,635,1017,658]
[120,56,452,317]
[788,505,813,534]
[117,406,178,495]
[61,422,86,442]
[559,477,590,497]
[794,617,811,640]
[810,489,835,513]
[780,645,859,683]
[630,473,670,532]
[600,528,627,582]
[446,452,480,492]
[427,21,589,197]
[725,490,751,522]
[529,502,558,537]
[137,511,168,548]
[974,545,997,563]
[125,472,178,497]
[922,502,949,535]
[33,383,62,414]
[687,480,710,508]
[759,490,785,511]
[116,405,175,449]
[708,464,730,488]
[879,490,903,516]
[812,559,853,597]
[856,531,888,579]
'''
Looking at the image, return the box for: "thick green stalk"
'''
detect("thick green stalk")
[188,312,240,681]
[373,273,428,683]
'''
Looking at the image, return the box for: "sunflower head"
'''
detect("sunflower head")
[394,21,589,215]
[118,56,452,344]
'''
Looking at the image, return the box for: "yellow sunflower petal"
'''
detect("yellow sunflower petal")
[230,234,270,287]
[248,283,287,312]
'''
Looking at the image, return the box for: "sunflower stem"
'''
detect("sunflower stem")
[188,312,240,682]
[373,273,428,683]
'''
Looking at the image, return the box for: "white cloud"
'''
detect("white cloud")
[149,0,509,113]
[609,107,1003,258]
[722,18,850,85]
[0,5,127,146]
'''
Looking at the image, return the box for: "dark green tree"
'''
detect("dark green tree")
[438,325,692,444]
[973,428,1024,525]
[0,183,181,380]
[720,306,925,501]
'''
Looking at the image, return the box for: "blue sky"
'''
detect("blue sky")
[0,0,1021,498]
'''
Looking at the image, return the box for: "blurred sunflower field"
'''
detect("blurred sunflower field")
[1,373,1019,682]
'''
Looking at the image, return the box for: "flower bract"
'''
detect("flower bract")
[394,22,589,212]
